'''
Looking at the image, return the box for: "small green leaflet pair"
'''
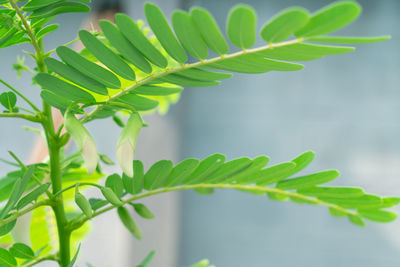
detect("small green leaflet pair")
[0,91,17,112]
[33,1,389,119]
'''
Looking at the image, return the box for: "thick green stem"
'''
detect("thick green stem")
[43,108,71,267]
[9,1,72,265]
[46,129,71,267]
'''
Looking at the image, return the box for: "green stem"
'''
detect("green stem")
[0,112,41,122]
[9,1,71,265]
[21,254,59,267]
[68,183,358,231]
[0,199,53,227]
[53,182,103,198]
[46,136,71,267]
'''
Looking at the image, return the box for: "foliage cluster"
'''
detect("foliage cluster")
[0,0,395,266]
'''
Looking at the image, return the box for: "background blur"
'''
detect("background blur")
[1,0,400,266]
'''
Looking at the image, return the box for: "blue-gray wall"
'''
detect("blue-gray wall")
[174,0,400,266]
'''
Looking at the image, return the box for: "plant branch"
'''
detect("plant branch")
[9,0,45,70]
[0,79,41,112]
[53,182,103,198]
[21,254,59,267]
[0,112,41,122]
[0,199,53,227]
[8,150,53,198]
[68,183,357,231]
[82,38,303,123]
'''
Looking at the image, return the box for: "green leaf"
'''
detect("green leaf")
[194,188,214,195]
[227,5,257,49]
[88,198,108,210]
[177,68,232,81]
[250,162,296,186]
[0,28,18,48]
[9,243,34,259]
[130,203,155,219]
[75,186,93,218]
[99,154,114,165]
[261,8,309,43]
[154,74,220,87]
[328,207,346,217]
[227,155,270,183]
[114,13,167,68]
[122,160,145,195]
[35,24,59,40]
[320,194,382,209]
[276,170,339,190]
[22,0,65,12]
[68,244,80,267]
[379,197,400,208]
[45,57,108,95]
[0,248,17,267]
[115,94,159,111]
[172,10,208,60]
[0,31,30,49]
[358,209,397,223]
[0,92,16,111]
[206,54,303,74]
[16,183,50,210]
[190,7,229,55]
[99,20,152,73]
[79,30,136,81]
[112,115,125,128]
[101,187,122,206]
[163,158,200,187]
[144,160,173,190]
[56,46,121,89]
[132,160,144,194]
[295,1,361,38]
[35,73,95,103]
[0,167,34,220]
[267,192,289,201]
[348,214,365,227]
[206,157,252,183]
[144,2,188,63]
[288,150,315,174]
[136,250,156,267]
[133,85,183,96]
[0,215,16,237]
[186,154,225,184]
[40,90,73,110]
[188,259,212,267]
[29,2,90,20]
[117,206,142,240]
[105,174,124,198]
[297,186,364,198]
[256,43,354,61]
[306,35,391,44]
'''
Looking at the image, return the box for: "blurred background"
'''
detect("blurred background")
[1,0,400,266]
